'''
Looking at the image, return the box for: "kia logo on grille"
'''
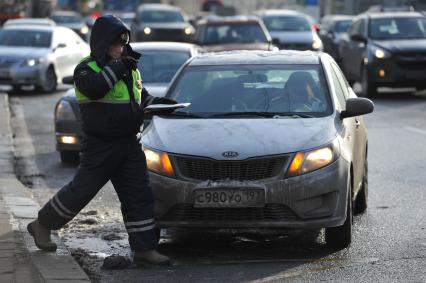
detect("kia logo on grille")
[222,151,239,158]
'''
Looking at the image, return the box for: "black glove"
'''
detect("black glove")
[152,97,177,105]
[121,56,138,71]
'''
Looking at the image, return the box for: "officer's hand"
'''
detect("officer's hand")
[121,57,138,71]
[153,97,177,105]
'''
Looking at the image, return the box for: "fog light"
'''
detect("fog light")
[59,135,77,145]
[378,69,386,78]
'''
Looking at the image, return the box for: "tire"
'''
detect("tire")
[360,67,376,98]
[60,150,79,164]
[37,66,57,93]
[355,157,368,214]
[326,183,353,249]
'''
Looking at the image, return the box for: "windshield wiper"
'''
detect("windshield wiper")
[161,111,204,118]
[209,112,315,118]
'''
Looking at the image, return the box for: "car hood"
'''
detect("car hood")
[270,31,313,44]
[144,83,168,97]
[202,43,272,52]
[373,39,426,53]
[140,22,190,29]
[142,116,337,160]
[0,46,49,58]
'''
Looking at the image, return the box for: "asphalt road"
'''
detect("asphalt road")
[8,86,426,282]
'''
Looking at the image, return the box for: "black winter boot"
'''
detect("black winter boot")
[133,250,170,266]
[27,220,57,252]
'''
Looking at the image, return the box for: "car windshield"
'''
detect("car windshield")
[51,15,82,24]
[0,29,52,48]
[167,64,332,117]
[262,16,311,32]
[139,10,185,23]
[137,50,190,83]
[335,20,352,33]
[203,23,268,44]
[370,17,426,39]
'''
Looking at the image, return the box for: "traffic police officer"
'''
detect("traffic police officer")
[27,15,174,265]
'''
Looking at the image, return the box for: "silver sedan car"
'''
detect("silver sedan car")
[0,25,90,93]
[141,50,374,249]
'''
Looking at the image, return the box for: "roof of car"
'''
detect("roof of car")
[188,50,320,66]
[4,18,56,26]
[362,11,424,19]
[51,11,81,16]
[197,15,261,24]
[322,15,353,21]
[131,41,197,51]
[255,9,306,17]
[3,25,57,32]
[137,4,182,11]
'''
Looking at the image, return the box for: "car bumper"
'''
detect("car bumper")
[367,58,426,88]
[151,157,349,229]
[55,120,82,152]
[0,65,45,86]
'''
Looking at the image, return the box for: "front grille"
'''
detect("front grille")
[395,52,426,69]
[174,155,287,181]
[0,58,17,68]
[161,204,298,221]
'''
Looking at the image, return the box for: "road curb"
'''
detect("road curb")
[0,93,90,283]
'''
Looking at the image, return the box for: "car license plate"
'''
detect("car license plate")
[194,188,265,208]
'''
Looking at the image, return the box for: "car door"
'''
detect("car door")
[345,18,366,81]
[52,28,73,79]
[331,62,366,196]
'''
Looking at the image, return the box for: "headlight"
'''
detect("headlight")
[286,141,339,177]
[80,26,89,34]
[143,27,152,35]
[312,39,323,50]
[25,58,44,66]
[55,100,76,121]
[184,26,194,35]
[374,48,388,59]
[143,147,175,177]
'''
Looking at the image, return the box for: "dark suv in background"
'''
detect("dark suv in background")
[339,12,426,97]
[131,4,195,42]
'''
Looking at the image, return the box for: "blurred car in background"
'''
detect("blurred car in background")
[256,10,323,51]
[339,11,426,97]
[140,50,374,249]
[4,18,56,27]
[130,4,195,42]
[319,15,353,62]
[366,4,415,13]
[55,42,200,163]
[0,25,89,93]
[51,11,90,41]
[115,12,135,29]
[193,16,276,52]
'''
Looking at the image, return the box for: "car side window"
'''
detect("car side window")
[330,62,350,99]
[329,64,346,110]
[349,19,365,36]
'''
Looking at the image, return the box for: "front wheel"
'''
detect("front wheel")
[37,66,57,93]
[60,150,79,164]
[355,157,368,214]
[325,183,353,249]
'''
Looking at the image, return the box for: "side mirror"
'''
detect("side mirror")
[62,76,74,85]
[350,33,367,43]
[271,38,280,46]
[340,98,374,119]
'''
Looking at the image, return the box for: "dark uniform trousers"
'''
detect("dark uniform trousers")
[38,135,158,251]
